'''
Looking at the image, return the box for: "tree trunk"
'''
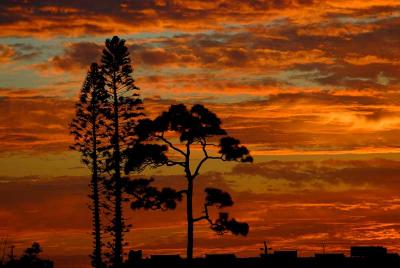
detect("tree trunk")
[113,80,123,268]
[92,168,102,268]
[186,179,194,264]
[92,110,102,268]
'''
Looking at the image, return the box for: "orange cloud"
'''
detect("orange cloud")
[0,44,15,63]
[25,14,398,93]
[0,0,316,37]
[0,0,398,38]
[0,93,74,154]
[1,2,400,266]
[2,88,400,155]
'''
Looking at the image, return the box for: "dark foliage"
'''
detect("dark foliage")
[99,36,144,268]
[1,243,53,268]
[204,188,233,208]
[195,188,249,236]
[124,143,168,173]
[124,103,252,261]
[125,178,183,211]
[210,213,249,236]
[71,36,186,268]
[219,137,253,162]
[70,62,108,268]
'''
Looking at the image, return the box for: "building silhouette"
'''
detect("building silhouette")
[126,245,400,268]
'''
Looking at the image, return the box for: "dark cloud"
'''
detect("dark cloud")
[263,91,387,106]
[128,18,398,87]
[22,7,398,92]
[232,158,400,190]
[38,42,102,71]
[0,0,316,37]
[11,43,42,61]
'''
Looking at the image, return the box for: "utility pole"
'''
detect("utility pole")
[261,241,272,255]
[0,237,8,263]
[9,245,15,261]
[321,242,326,254]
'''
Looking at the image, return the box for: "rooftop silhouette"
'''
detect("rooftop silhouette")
[123,246,400,268]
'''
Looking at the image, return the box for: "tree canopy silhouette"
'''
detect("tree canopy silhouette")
[124,103,253,261]
[99,36,143,268]
[71,36,187,267]
[1,242,53,268]
[125,178,182,211]
[200,188,249,236]
[70,62,108,268]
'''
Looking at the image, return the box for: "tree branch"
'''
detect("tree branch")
[193,204,212,224]
[192,139,223,179]
[166,160,186,167]
[155,135,187,157]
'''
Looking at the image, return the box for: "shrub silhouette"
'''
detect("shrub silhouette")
[2,242,53,268]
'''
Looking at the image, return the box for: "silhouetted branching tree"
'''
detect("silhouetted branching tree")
[124,104,253,262]
[99,36,143,268]
[70,63,108,268]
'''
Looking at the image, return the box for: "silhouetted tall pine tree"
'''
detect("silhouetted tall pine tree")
[70,63,108,268]
[100,36,143,267]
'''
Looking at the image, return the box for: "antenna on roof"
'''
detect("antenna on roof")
[0,236,9,263]
[9,245,15,261]
[260,241,272,255]
[321,242,327,254]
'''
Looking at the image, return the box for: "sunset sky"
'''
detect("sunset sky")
[1,1,400,267]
